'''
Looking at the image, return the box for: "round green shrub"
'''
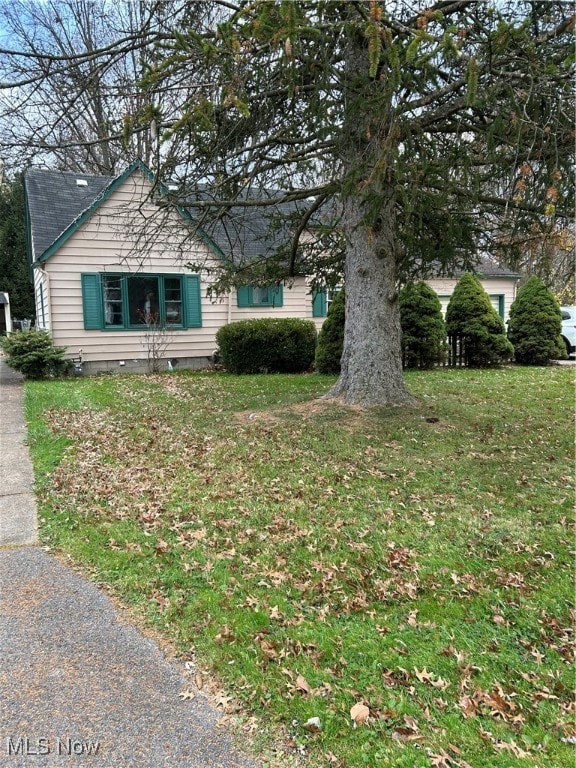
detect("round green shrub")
[400,282,447,369]
[1,329,69,378]
[446,274,514,366]
[507,276,566,364]
[315,289,344,374]
[216,318,317,374]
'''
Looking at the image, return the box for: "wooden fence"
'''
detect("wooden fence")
[402,335,511,368]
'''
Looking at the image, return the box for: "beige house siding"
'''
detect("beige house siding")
[426,276,519,324]
[40,170,225,372]
[33,269,50,330]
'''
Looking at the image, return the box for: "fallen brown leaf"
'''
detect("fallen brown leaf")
[350,702,370,726]
[296,674,311,694]
[178,689,195,700]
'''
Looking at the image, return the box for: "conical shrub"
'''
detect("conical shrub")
[507,276,566,364]
[400,282,446,369]
[446,274,513,366]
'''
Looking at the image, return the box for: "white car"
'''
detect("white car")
[560,306,576,357]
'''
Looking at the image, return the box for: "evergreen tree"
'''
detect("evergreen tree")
[0,177,34,320]
[142,0,573,405]
[315,289,345,374]
[1,329,68,378]
[508,276,566,364]
[446,274,513,367]
[400,282,446,369]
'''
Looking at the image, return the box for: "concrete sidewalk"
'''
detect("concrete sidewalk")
[0,359,38,546]
[0,358,259,768]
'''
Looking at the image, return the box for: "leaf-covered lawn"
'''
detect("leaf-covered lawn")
[26,367,574,768]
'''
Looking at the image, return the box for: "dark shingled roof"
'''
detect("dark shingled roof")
[24,163,520,280]
[195,194,313,265]
[425,259,521,280]
[24,165,311,265]
[25,168,113,262]
[463,261,521,279]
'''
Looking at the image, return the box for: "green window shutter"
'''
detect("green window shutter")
[81,273,103,330]
[237,286,252,307]
[488,294,505,318]
[271,284,283,307]
[183,275,202,328]
[312,289,327,317]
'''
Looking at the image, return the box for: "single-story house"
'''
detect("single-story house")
[24,160,520,374]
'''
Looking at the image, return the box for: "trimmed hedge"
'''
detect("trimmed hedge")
[216,318,317,374]
[1,329,69,379]
[507,276,566,364]
[315,289,345,374]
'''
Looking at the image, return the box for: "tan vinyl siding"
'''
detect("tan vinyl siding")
[231,278,321,326]
[41,170,226,366]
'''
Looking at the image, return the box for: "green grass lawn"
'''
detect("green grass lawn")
[25,367,574,768]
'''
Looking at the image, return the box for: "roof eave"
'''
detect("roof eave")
[475,270,522,280]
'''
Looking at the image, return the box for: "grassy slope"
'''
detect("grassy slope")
[25,368,574,768]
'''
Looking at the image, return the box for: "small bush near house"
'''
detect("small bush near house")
[400,282,447,369]
[507,276,566,364]
[1,329,69,379]
[315,288,345,374]
[216,318,317,374]
[446,273,514,366]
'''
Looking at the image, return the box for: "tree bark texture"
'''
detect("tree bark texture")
[327,190,417,407]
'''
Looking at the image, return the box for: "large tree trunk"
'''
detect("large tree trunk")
[324,24,417,409]
[326,189,417,407]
